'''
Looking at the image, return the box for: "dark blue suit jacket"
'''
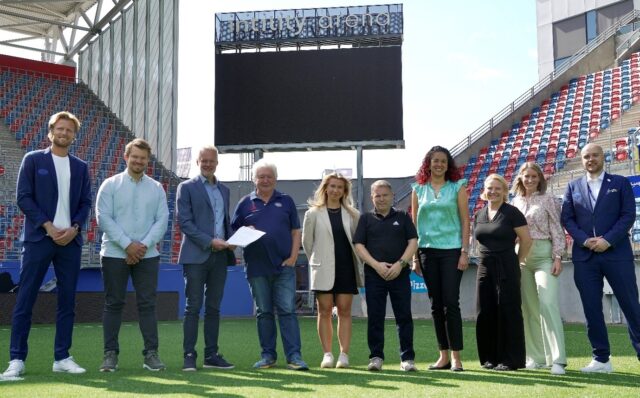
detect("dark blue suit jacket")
[176,176,234,265]
[16,148,91,245]
[561,172,635,262]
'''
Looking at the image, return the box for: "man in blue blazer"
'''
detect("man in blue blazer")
[561,143,640,373]
[176,146,235,371]
[3,112,91,378]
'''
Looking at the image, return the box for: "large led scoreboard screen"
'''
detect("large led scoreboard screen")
[214,4,403,149]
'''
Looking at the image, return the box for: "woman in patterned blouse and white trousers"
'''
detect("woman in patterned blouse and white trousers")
[511,162,567,375]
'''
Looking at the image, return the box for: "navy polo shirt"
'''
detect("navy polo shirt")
[353,207,417,264]
[231,189,300,278]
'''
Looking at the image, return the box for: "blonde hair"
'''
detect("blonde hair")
[198,145,219,160]
[308,172,357,217]
[480,173,509,202]
[48,111,80,138]
[511,162,547,196]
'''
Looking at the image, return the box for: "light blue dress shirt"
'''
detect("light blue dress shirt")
[199,175,225,239]
[96,171,169,258]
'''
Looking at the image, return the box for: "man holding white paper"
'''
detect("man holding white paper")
[176,146,235,371]
[231,159,308,371]
[227,226,266,247]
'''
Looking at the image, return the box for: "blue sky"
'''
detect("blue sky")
[0,1,540,181]
[178,0,540,180]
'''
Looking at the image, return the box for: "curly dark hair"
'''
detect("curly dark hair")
[415,146,460,185]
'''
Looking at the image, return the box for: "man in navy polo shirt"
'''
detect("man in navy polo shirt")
[354,180,418,372]
[231,159,308,371]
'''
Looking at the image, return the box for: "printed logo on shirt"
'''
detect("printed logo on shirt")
[393,221,400,226]
[275,202,283,207]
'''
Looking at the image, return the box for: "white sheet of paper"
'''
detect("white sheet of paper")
[227,226,266,247]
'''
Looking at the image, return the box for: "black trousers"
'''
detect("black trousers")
[101,256,160,355]
[419,248,463,351]
[475,252,525,368]
[365,266,414,361]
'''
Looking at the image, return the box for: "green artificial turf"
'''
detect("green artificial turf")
[1,318,639,397]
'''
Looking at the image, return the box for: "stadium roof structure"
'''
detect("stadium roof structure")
[0,0,133,62]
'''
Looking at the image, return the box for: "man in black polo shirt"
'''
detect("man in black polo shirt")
[354,180,418,372]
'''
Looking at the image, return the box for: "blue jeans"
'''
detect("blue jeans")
[248,266,302,362]
[183,251,228,357]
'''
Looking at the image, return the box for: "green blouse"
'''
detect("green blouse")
[412,179,467,249]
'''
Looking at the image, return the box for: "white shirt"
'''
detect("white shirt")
[586,170,605,208]
[51,153,71,228]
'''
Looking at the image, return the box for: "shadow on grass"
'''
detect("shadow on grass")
[2,319,639,397]
[6,364,638,397]
[447,368,640,389]
[29,367,454,397]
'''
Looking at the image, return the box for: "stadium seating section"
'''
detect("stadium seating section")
[462,52,640,215]
[0,68,182,266]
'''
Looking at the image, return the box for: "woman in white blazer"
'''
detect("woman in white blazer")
[302,172,363,369]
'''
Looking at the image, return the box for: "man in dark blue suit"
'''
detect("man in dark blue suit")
[3,111,91,378]
[176,146,235,371]
[561,143,640,373]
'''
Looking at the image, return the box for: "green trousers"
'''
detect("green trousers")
[521,239,567,366]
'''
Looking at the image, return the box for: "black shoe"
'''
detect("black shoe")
[204,353,234,369]
[482,362,495,369]
[451,366,464,372]
[428,362,451,370]
[494,364,516,371]
[183,353,197,372]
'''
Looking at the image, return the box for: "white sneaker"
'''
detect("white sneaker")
[336,352,349,368]
[53,357,86,374]
[320,352,334,368]
[580,359,612,373]
[3,360,25,377]
[367,357,383,371]
[400,360,417,372]
[525,359,543,369]
[550,364,566,375]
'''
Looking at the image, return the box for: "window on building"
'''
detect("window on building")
[586,10,597,42]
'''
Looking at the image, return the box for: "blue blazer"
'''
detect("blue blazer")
[561,172,635,262]
[176,176,235,265]
[16,148,91,245]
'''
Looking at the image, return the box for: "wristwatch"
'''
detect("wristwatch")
[399,259,410,268]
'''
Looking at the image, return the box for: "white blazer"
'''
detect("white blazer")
[302,206,364,291]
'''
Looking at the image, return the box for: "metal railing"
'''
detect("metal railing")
[450,9,640,159]
[616,23,640,54]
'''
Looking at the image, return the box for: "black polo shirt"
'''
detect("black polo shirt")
[353,207,418,264]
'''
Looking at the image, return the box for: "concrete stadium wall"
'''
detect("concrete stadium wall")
[351,261,640,325]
